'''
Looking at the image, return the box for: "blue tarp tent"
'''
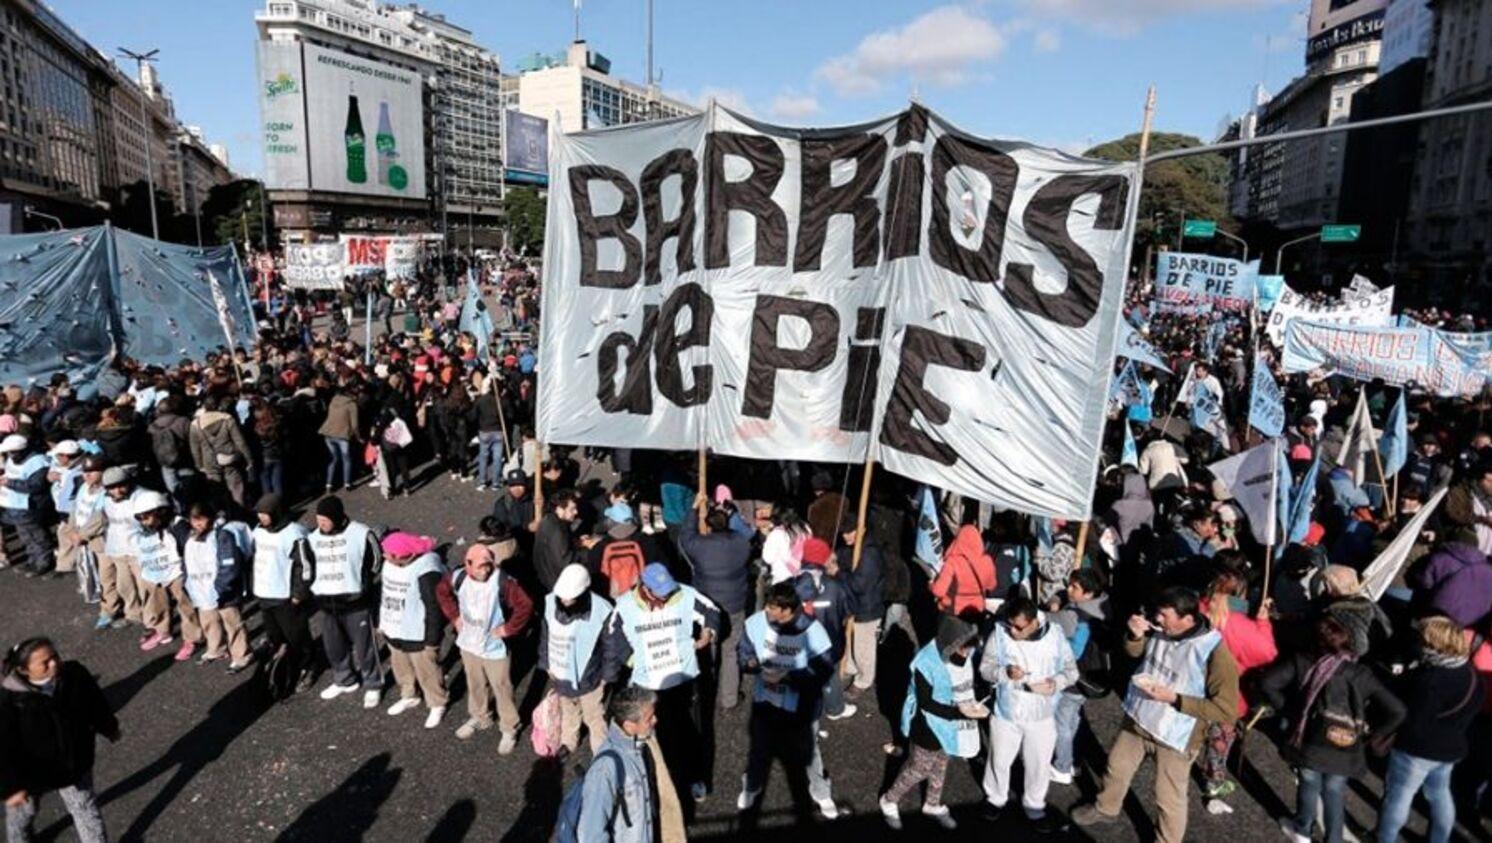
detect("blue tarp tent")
[0,225,255,389]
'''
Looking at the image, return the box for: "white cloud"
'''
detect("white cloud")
[1016,0,1292,35]
[1034,29,1061,52]
[770,91,822,119]
[815,5,1006,97]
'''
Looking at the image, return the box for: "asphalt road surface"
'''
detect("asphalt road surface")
[3,462,1486,842]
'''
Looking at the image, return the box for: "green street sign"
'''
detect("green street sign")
[1321,224,1361,243]
[1182,219,1217,239]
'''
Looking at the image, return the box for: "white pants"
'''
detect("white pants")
[982,715,1057,817]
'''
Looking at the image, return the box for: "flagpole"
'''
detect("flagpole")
[532,440,544,532]
[697,448,708,533]
[851,460,876,569]
[1262,436,1280,602]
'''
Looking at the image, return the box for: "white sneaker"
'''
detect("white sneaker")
[825,704,858,721]
[424,706,446,729]
[386,697,421,716]
[497,731,518,755]
[879,798,902,831]
[815,797,840,820]
[921,805,956,831]
[1049,766,1074,785]
[456,717,490,741]
[1278,818,1311,843]
[361,689,381,709]
[736,774,761,812]
[319,682,358,701]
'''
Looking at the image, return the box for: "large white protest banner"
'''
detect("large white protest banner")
[341,234,423,280]
[1153,252,1256,314]
[282,242,345,290]
[1282,321,1489,397]
[1264,283,1393,345]
[537,104,1139,519]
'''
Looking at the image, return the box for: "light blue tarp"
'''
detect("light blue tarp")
[0,225,256,388]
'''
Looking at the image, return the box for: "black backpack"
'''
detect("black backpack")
[1073,616,1116,699]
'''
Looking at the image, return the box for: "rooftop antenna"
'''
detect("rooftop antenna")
[573,0,582,42]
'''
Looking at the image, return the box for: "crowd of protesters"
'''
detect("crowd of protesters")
[0,257,1490,843]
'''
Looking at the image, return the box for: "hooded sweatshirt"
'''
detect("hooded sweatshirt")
[931,526,996,617]
[1106,473,1155,546]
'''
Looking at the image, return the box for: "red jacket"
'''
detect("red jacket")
[1203,596,1277,716]
[435,569,534,640]
[931,526,996,617]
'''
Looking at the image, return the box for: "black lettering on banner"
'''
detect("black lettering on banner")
[742,295,839,418]
[597,305,659,414]
[570,165,642,289]
[927,135,1018,285]
[894,104,929,145]
[704,132,788,269]
[840,307,885,432]
[883,153,925,261]
[640,149,698,285]
[793,134,887,271]
[879,325,986,466]
[1004,174,1129,328]
[654,282,714,407]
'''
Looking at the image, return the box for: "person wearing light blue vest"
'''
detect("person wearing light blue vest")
[603,562,720,803]
[250,494,315,693]
[880,614,986,832]
[47,443,93,577]
[305,496,385,710]
[437,542,533,754]
[1073,587,1239,843]
[0,435,54,576]
[132,491,199,662]
[378,531,449,730]
[539,564,613,756]
[976,596,1077,834]
[735,582,838,822]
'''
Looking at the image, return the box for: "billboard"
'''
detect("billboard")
[256,41,310,190]
[1307,0,1387,62]
[504,110,549,179]
[303,44,426,199]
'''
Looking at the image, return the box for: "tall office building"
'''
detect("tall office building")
[516,41,697,134]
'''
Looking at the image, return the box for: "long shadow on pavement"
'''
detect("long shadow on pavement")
[100,653,175,714]
[276,752,402,842]
[425,798,477,841]
[500,755,565,843]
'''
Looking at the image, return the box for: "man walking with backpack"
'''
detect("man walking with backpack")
[567,685,658,843]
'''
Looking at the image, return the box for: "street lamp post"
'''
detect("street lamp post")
[118,47,161,241]
[1276,231,1322,274]
[1215,228,1249,266]
[23,206,62,231]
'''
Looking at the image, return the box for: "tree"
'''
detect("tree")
[202,179,275,253]
[1084,132,1236,260]
[503,187,545,256]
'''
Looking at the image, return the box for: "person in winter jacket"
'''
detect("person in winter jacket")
[793,538,857,720]
[0,638,117,843]
[1048,569,1112,786]
[436,542,532,754]
[1259,615,1406,843]
[188,395,252,507]
[147,395,195,507]
[1320,565,1391,658]
[835,515,885,697]
[535,489,593,593]
[471,372,508,490]
[1408,529,1492,629]
[304,495,385,708]
[181,502,251,671]
[250,493,315,692]
[0,434,53,576]
[879,614,987,831]
[539,564,613,755]
[1376,616,1485,843]
[1443,463,1492,555]
[931,525,997,617]
[679,497,754,709]
[317,386,360,492]
[977,596,1078,834]
[1104,472,1155,566]
[1137,435,1189,514]
[132,490,200,661]
[1198,567,1277,805]
[378,531,449,729]
[575,686,658,843]
[735,582,839,822]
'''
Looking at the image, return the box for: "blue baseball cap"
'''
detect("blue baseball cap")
[640,563,678,597]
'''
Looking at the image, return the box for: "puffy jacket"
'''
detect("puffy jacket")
[793,568,855,658]
[931,525,996,617]
[1409,541,1492,629]
[148,411,192,469]
[1258,651,1405,777]
[317,393,360,440]
[1201,595,1277,716]
[0,663,118,797]
[188,411,251,475]
[679,515,753,614]
[838,541,886,622]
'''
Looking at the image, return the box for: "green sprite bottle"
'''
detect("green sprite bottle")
[345,93,367,184]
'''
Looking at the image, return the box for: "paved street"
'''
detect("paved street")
[2,464,1484,843]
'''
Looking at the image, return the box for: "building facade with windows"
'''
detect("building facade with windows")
[516,41,696,134]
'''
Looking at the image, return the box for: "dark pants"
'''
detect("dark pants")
[744,704,822,817]
[317,604,382,688]
[260,600,313,677]
[656,680,705,788]
[12,519,52,573]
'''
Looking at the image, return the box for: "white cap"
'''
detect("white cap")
[0,434,27,453]
[553,564,591,601]
[48,440,80,457]
[131,490,171,516]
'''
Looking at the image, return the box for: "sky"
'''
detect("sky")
[49,0,1308,178]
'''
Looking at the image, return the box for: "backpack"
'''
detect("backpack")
[1073,617,1116,699]
[552,750,629,843]
[530,688,564,757]
[600,539,646,597]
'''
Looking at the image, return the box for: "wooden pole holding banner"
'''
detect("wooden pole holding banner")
[850,460,876,569]
[532,440,544,530]
[1373,446,1394,520]
[697,448,708,533]
[1074,520,1091,568]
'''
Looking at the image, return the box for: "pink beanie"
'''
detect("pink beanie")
[381,531,435,558]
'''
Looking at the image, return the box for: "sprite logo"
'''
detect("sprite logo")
[264,73,299,100]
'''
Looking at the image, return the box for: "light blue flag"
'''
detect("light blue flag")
[1248,354,1285,438]
[1117,320,1172,373]
[458,269,494,356]
[1191,378,1227,442]
[1380,390,1409,477]
[1032,516,1054,560]
[1255,274,1285,312]
[1121,422,1139,468]
[1287,452,1321,545]
[1203,320,1228,363]
[913,486,944,575]
[1108,361,1142,414]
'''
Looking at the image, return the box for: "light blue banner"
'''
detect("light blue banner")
[1248,354,1285,437]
